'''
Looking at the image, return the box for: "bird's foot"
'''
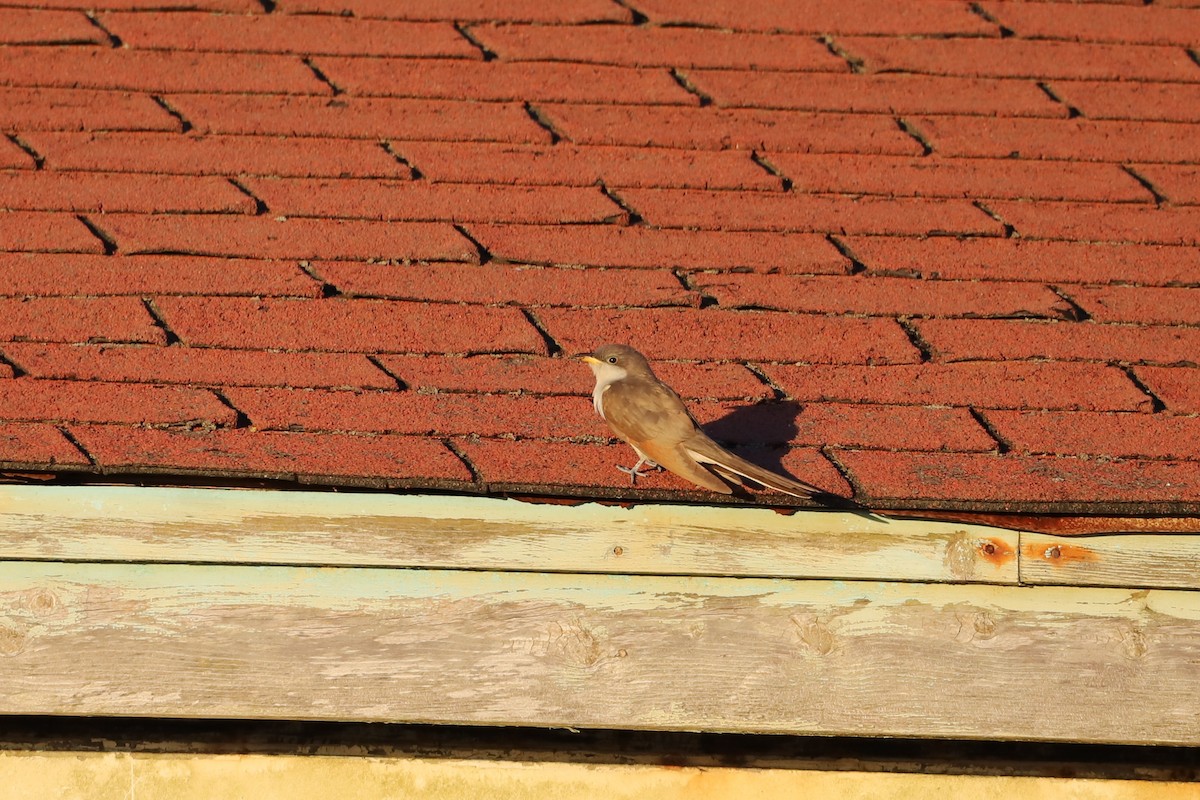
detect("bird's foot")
[616,459,662,485]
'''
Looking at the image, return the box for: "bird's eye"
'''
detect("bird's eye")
[607,356,617,363]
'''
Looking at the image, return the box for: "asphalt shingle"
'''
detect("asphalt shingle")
[2,0,1199,513]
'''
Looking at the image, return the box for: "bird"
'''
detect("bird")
[580,343,829,499]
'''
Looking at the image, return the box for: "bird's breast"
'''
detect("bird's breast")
[592,382,610,418]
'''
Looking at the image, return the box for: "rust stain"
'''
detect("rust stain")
[1022,542,1100,565]
[0,472,58,483]
[506,494,589,507]
[1016,516,1200,535]
[977,537,1015,567]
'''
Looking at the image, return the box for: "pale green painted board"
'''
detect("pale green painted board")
[0,485,1018,583]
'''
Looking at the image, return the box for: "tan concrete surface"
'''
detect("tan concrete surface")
[0,751,1193,800]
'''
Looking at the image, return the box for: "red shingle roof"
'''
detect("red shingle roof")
[2,0,1199,514]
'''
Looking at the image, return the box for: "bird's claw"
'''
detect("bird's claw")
[616,459,662,485]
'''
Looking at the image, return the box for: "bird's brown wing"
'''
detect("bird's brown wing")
[602,378,733,494]
[683,430,824,499]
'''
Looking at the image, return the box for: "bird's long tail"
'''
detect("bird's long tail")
[684,434,825,500]
[687,434,889,521]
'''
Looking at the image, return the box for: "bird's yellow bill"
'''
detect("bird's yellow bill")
[579,355,602,364]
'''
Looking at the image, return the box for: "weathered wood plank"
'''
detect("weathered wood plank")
[1,561,1197,744]
[1021,533,1200,591]
[0,751,1193,800]
[0,485,1018,584]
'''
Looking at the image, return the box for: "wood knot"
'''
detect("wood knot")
[23,588,62,618]
[954,610,997,643]
[944,533,978,580]
[546,619,605,668]
[972,612,997,639]
[792,616,836,656]
[1118,623,1149,660]
[0,621,28,657]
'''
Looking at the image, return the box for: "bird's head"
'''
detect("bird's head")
[579,343,653,382]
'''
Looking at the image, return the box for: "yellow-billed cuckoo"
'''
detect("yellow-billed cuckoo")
[581,344,827,498]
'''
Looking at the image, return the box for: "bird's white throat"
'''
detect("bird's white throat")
[586,363,627,419]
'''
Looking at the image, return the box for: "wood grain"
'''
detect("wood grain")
[2,561,1197,744]
[0,485,1018,584]
[1021,533,1200,590]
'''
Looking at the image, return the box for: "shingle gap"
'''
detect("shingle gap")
[750,152,792,191]
[656,21,725,31]
[5,134,45,170]
[968,2,1014,37]
[672,268,714,307]
[826,234,868,275]
[1048,286,1093,322]
[57,426,98,467]
[228,178,269,215]
[381,141,424,179]
[1121,366,1168,413]
[1037,82,1082,119]
[442,437,483,484]
[1122,165,1169,205]
[519,308,564,357]
[76,215,117,255]
[366,355,409,391]
[0,348,27,378]
[257,0,277,12]
[297,261,340,297]
[612,0,650,25]
[820,35,865,74]
[83,10,122,47]
[211,390,253,429]
[523,102,562,144]
[968,408,1012,454]
[669,69,713,107]
[598,184,643,225]
[671,268,695,293]
[896,318,934,363]
[974,201,1016,238]
[1188,49,1200,70]
[896,118,933,156]
[141,297,182,346]
[452,224,491,265]
[150,95,192,134]
[744,363,787,401]
[454,23,497,61]
[818,445,865,501]
[302,57,344,95]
